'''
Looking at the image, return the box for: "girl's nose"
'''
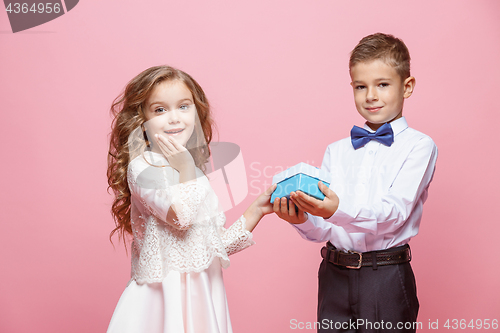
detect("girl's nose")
[168,110,180,123]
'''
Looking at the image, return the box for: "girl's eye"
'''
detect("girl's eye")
[179,104,191,111]
[154,107,167,113]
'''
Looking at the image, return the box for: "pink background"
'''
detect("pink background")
[1,1,499,332]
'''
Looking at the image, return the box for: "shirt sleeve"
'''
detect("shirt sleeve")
[219,214,255,256]
[291,213,335,243]
[128,159,208,230]
[327,136,438,235]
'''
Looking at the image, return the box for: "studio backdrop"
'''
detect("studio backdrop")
[1,1,499,332]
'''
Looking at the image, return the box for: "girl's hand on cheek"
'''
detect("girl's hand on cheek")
[155,134,195,173]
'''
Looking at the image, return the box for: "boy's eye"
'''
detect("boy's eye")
[354,85,366,90]
[378,83,389,88]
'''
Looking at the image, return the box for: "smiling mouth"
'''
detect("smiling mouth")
[165,128,184,135]
[365,107,383,113]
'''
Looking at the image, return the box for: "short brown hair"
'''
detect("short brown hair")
[349,33,411,80]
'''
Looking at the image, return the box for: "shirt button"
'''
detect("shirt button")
[369,151,373,155]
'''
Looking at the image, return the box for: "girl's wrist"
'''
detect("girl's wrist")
[178,163,195,172]
[178,165,196,183]
[243,205,263,223]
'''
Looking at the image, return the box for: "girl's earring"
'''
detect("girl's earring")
[141,125,150,147]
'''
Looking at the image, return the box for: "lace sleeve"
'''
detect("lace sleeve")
[169,182,208,229]
[128,158,208,230]
[220,215,255,256]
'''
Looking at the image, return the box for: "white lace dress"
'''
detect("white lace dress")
[107,151,255,333]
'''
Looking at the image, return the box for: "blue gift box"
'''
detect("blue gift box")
[270,163,331,203]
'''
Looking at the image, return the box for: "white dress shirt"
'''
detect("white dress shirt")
[293,117,438,252]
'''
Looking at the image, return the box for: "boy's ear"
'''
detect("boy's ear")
[403,76,416,99]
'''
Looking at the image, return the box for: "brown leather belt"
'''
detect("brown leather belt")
[320,242,411,269]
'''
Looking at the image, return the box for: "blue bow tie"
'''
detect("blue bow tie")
[350,123,394,149]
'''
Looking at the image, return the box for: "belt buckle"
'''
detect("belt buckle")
[346,250,362,269]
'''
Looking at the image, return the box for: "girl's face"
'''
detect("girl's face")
[143,80,197,151]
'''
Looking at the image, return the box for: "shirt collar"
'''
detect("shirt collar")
[363,116,408,137]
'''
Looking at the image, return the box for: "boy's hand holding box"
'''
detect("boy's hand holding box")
[270,162,331,203]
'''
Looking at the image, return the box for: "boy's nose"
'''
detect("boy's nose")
[366,87,378,101]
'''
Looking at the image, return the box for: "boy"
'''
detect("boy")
[274,33,438,332]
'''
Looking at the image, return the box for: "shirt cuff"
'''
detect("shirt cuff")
[325,196,355,226]
[290,213,317,232]
[325,197,379,234]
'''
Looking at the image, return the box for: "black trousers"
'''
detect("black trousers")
[317,249,419,332]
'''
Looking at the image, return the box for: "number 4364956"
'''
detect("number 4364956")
[444,319,498,330]
[5,3,62,14]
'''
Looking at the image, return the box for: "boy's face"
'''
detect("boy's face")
[350,59,415,130]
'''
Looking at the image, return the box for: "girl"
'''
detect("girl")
[106,65,275,333]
